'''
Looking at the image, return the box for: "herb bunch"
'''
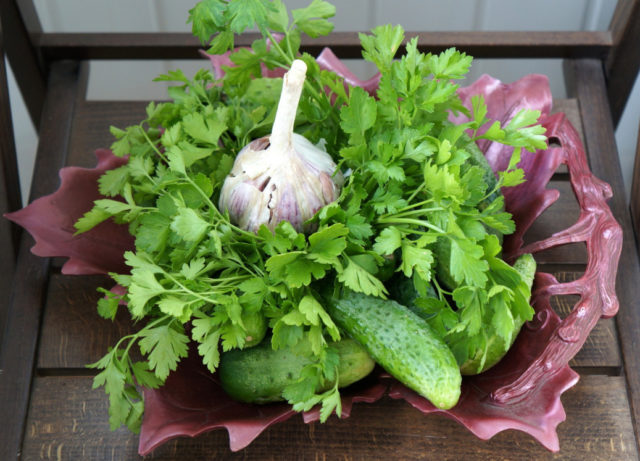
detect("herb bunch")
[77,0,547,432]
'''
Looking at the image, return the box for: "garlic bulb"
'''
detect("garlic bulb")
[219,60,343,233]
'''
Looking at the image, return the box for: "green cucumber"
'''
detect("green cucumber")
[459,253,537,375]
[390,254,537,376]
[326,290,461,410]
[242,311,267,347]
[513,252,536,288]
[218,338,375,404]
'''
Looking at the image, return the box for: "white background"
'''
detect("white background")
[6,0,639,203]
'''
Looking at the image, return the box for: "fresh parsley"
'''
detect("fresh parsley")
[78,0,546,431]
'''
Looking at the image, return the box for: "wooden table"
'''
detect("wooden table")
[6,89,638,460]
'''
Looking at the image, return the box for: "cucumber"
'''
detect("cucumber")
[326,290,461,410]
[459,253,537,375]
[513,252,536,288]
[218,338,375,404]
[242,311,267,347]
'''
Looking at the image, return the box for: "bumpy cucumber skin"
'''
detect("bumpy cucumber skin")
[513,253,536,288]
[326,291,461,410]
[218,338,375,404]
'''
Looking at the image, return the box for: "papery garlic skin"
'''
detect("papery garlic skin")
[218,59,342,234]
[219,133,342,233]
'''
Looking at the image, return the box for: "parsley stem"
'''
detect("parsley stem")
[183,176,260,241]
[109,314,172,362]
[228,254,261,277]
[479,181,503,203]
[380,207,443,219]
[265,29,293,66]
[406,182,426,203]
[377,217,445,234]
[431,277,454,311]
[386,198,436,215]
[162,271,223,305]
[139,123,168,163]
[264,29,337,122]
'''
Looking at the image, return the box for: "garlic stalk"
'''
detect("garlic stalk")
[219,59,343,233]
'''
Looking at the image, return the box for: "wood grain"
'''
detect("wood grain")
[630,118,640,242]
[605,0,640,126]
[37,30,613,62]
[0,23,22,241]
[21,375,638,461]
[522,180,586,265]
[36,270,620,371]
[0,22,19,343]
[37,274,138,369]
[66,101,148,168]
[0,0,46,129]
[65,97,586,164]
[552,98,585,147]
[564,57,640,454]
[0,61,79,461]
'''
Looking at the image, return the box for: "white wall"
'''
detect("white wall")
[7,0,639,203]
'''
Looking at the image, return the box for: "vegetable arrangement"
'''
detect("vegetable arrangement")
[77,0,547,433]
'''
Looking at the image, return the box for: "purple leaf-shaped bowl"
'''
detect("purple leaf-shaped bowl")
[4,51,622,454]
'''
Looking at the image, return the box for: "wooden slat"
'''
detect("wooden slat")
[37,274,137,369]
[523,179,588,265]
[523,180,580,243]
[0,60,80,461]
[66,98,585,169]
[15,0,42,35]
[605,0,640,127]
[36,269,620,371]
[66,101,148,168]
[552,98,585,146]
[66,96,584,161]
[0,22,22,239]
[550,270,621,373]
[0,0,46,129]
[552,294,620,373]
[564,57,640,453]
[0,20,22,219]
[0,20,20,341]
[38,30,613,61]
[21,375,638,460]
[631,119,640,241]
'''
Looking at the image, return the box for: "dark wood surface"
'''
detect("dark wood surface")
[0,20,19,341]
[0,60,80,461]
[21,375,638,461]
[6,84,637,459]
[564,57,640,454]
[605,0,640,127]
[0,0,46,129]
[2,2,640,457]
[37,30,612,61]
[0,22,22,243]
[632,118,640,240]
